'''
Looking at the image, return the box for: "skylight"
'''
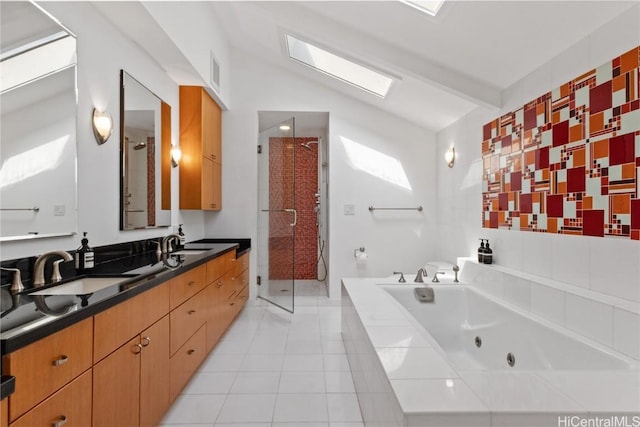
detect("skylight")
[285,34,394,98]
[399,0,445,16]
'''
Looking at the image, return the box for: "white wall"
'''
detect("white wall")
[1,2,190,260]
[436,5,640,303]
[207,50,437,299]
[142,2,231,109]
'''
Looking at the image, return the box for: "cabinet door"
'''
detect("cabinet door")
[202,157,216,210]
[201,90,221,162]
[204,281,222,352]
[92,336,141,427]
[3,318,93,422]
[10,370,92,427]
[140,316,170,427]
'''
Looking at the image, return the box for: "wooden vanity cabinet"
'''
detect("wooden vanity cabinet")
[10,371,92,427]
[179,86,222,211]
[1,398,8,427]
[2,318,93,423]
[93,315,170,427]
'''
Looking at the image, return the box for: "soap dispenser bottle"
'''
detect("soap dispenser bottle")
[483,240,493,264]
[477,239,486,263]
[178,224,186,247]
[75,232,95,272]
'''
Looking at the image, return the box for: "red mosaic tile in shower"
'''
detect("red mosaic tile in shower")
[268,137,319,280]
[482,46,640,241]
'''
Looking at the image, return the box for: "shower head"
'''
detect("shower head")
[301,140,319,150]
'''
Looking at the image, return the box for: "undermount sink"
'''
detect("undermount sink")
[171,249,209,256]
[29,277,130,296]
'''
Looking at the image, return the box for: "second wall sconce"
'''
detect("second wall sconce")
[92,108,113,145]
[445,146,456,168]
[171,145,182,167]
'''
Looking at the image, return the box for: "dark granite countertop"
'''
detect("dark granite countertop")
[1,375,15,400]
[0,241,249,355]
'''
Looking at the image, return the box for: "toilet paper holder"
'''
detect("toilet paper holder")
[354,247,366,258]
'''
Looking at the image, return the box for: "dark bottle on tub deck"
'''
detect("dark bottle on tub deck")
[483,240,493,264]
[75,231,95,272]
[477,239,486,263]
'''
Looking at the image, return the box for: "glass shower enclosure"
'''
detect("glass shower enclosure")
[257,117,296,312]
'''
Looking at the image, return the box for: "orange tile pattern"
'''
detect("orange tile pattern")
[482,46,640,240]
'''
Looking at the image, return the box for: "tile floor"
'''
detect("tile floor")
[160,282,363,427]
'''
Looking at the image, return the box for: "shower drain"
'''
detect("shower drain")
[474,336,482,348]
[506,352,516,367]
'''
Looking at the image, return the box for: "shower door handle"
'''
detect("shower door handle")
[284,208,297,227]
[260,208,297,227]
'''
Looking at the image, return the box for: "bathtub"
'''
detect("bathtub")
[342,272,640,427]
[382,284,637,371]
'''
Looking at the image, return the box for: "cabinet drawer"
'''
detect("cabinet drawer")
[9,369,92,427]
[3,318,93,422]
[169,265,206,310]
[206,251,235,284]
[94,283,169,363]
[170,290,206,356]
[232,252,249,277]
[169,325,206,401]
[232,268,249,295]
[1,398,7,427]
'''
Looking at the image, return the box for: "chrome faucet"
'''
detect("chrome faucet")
[393,271,406,283]
[33,251,73,287]
[414,268,428,283]
[432,271,445,283]
[453,265,460,283]
[161,234,180,254]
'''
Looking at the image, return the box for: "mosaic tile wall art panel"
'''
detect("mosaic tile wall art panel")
[482,46,640,240]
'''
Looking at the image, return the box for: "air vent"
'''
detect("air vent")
[210,50,220,92]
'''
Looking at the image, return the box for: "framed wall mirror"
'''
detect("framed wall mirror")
[120,70,171,230]
[0,2,78,241]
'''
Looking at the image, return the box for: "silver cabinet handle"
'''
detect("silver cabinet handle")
[187,349,195,355]
[188,309,196,315]
[52,415,67,427]
[141,336,151,347]
[132,344,143,354]
[188,281,195,286]
[216,281,223,288]
[52,355,68,366]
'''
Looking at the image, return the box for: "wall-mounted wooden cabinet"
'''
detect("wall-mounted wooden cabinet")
[179,86,222,211]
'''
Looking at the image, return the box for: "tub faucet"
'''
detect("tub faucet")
[414,268,428,283]
[432,272,445,283]
[453,265,460,283]
[33,250,73,287]
[393,272,406,283]
[162,234,180,254]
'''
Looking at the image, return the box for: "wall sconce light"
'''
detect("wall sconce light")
[92,108,113,145]
[170,145,182,168]
[445,146,456,168]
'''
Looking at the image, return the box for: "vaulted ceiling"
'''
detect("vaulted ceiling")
[96,1,638,132]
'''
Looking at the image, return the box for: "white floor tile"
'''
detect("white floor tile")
[181,372,237,394]
[215,424,270,427]
[286,338,324,354]
[273,393,329,422]
[278,371,326,393]
[325,371,356,393]
[283,353,325,371]
[248,335,288,354]
[199,353,245,372]
[240,354,285,372]
[272,424,328,427]
[323,354,351,371]
[216,394,277,423]
[327,394,363,422]
[230,372,281,394]
[322,339,346,354]
[212,338,252,354]
[161,394,226,424]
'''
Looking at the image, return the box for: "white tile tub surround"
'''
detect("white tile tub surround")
[341,272,640,426]
[460,259,640,360]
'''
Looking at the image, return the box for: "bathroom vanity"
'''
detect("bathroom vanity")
[0,239,250,427]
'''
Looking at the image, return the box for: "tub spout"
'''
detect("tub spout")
[414,268,428,283]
